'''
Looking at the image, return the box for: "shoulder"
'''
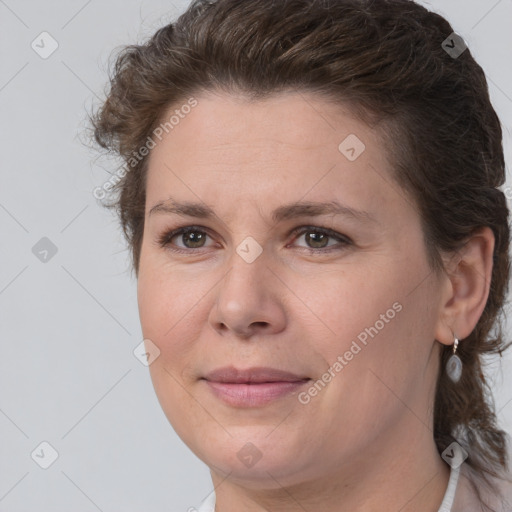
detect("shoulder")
[490,470,512,511]
[453,462,512,512]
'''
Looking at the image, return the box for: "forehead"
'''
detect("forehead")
[151,90,379,161]
[144,90,408,225]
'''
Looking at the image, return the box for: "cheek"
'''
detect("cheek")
[137,266,192,384]
[291,262,404,352]
[137,268,204,434]
[137,254,210,339]
[312,266,439,428]
[137,259,221,390]
[297,250,437,392]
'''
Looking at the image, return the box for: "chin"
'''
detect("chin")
[196,435,311,484]
[208,454,307,488]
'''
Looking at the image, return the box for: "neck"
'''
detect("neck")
[211,418,450,512]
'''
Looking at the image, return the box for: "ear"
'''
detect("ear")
[434,226,495,346]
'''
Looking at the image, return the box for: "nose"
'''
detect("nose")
[208,249,287,339]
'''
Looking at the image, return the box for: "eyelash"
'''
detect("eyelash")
[157,225,352,255]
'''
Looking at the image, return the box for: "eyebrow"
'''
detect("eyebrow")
[149,197,378,224]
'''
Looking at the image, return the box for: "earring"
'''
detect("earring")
[446,336,462,383]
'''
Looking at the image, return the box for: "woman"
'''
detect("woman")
[90,0,512,510]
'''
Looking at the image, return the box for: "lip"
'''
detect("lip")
[201,366,311,407]
[203,366,309,383]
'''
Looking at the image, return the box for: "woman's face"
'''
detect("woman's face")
[137,91,446,487]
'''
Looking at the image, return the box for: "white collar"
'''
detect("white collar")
[438,461,461,512]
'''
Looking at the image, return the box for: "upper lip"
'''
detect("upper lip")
[203,366,310,383]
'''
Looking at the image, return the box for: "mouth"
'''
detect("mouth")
[201,366,311,407]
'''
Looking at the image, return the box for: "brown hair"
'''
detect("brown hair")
[90,0,511,507]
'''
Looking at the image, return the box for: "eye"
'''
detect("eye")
[157,226,215,252]
[157,224,352,254]
[289,226,352,252]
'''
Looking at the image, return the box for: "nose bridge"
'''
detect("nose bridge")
[210,240,286,337]
[221,241,269,308]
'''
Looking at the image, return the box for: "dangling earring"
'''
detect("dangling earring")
[446,336,462,383]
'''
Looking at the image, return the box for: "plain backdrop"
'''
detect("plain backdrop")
[1,0,511,510]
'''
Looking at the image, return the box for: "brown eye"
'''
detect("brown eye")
[180,230,207,248]
[158,226,215,252]
[291,226,352,252]
[304,231,329,248]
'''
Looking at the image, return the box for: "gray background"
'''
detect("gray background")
[1,0,511,510]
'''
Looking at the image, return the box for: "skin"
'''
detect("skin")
[137,90,494,512]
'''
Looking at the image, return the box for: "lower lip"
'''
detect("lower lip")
[203,379,310,407]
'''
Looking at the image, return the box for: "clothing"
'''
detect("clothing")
[196,460,467,512]
[438,460,460,511]
[196,491,216,512]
